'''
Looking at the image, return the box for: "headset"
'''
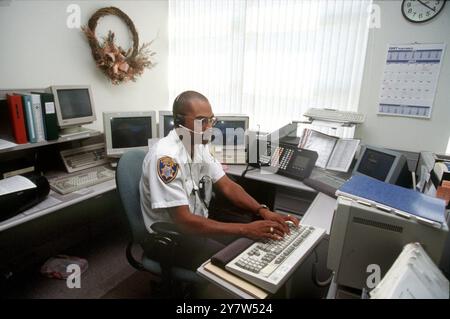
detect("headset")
[172,92,205,134]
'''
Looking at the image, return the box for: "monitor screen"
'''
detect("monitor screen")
[111,117,153,149]
[56,88,93,120]
[213,120,247,146]
[356,148,396,181]
[163,115,174,137]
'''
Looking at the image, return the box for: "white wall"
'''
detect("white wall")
[0,0,169,132]
[356,0,450,153]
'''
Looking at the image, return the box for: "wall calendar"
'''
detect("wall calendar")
[378,43,445,119]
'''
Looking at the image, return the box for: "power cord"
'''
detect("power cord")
[312,248,333,287]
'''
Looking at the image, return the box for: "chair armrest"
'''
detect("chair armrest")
[150,222,183,240]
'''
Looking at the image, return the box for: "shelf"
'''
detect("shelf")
[0,130,102,154]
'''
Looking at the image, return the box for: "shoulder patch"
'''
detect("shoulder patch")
[157,156,179,184]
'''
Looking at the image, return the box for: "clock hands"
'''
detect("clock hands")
[417,0,436,12]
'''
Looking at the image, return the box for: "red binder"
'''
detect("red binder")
[6,94,28,144]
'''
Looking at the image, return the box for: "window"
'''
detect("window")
[169,0,372,133]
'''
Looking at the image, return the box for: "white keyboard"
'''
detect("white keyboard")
[49,165,115,195]
[226,223,326,293]
[304,108,365,124]
[309,169,347,190]
[60,143,109,173]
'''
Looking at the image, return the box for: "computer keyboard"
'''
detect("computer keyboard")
[49,165,115,195]
[60,143,109,173]
[304,108,365,124]
[309,169,348,190]
[226,223,326,293]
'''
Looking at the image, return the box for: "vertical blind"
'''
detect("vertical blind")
[169,0,372,133]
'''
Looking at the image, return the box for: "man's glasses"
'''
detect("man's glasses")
[180,115,217,127]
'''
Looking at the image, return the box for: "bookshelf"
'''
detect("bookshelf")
[0,87,101,154]
[0,130,101,155]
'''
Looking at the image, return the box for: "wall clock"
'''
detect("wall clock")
[402,0,446,23]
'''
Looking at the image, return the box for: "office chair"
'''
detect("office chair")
[115,149,205,297]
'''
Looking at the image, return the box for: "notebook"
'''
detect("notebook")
[336,174,446,227]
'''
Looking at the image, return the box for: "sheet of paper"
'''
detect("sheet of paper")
[0,138,17,150]
[299,129,337,168]
[0,175,36,196]
[378,43,446,118]
[326,139,360,172]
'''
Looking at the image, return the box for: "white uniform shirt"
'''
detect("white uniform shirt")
[139,129,225,232]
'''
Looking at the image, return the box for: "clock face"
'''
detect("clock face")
[402,0,446,23]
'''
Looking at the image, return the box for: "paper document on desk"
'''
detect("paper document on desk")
[0,138,17,150]
[203,261,268,299]
[299,129,359,172]
[0,175,36,196]
[299,129,337,168]
[326,139,360,172]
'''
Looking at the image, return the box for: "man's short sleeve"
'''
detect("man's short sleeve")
[203,147,225,183]
[148,155,189,209]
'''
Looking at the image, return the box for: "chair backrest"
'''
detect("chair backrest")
[116,149,148,244]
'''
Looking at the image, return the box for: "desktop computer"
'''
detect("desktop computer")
[211,115,249,164]
[103,111,157,158]
[49,111,157,195]
[158,110,174,138]
[353,145,412,188]
[327,197,448,291]
[51,85,97,138]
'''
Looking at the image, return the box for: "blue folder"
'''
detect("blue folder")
[337,175,446,225]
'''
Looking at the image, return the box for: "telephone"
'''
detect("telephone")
[261,143,318,180]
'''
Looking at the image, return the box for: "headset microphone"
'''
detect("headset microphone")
[178,124,204,135]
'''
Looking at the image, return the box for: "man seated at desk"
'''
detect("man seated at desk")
[140,91,299,270]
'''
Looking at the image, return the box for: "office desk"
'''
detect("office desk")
[0,179,116,232]
[197,192,337,299]
[224,165,315,192]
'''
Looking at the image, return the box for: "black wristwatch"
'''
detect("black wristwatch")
[256,204,269,216]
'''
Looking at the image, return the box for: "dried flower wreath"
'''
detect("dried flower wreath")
[82,7,155,85]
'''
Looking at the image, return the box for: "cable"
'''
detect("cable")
[311,248,333,287]
[240,163,257,179]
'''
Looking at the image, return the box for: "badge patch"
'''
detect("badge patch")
[157,156,179,184]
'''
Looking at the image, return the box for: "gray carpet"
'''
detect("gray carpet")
[5,231,233,299]
[5,233,147,299]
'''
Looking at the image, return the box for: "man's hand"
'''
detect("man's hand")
[259,209,300,234]
[244,220,286,241]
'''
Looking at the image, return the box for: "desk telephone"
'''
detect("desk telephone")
[260,143,318,180]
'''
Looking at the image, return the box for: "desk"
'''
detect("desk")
[0,179,116,232]
[225,165,315,192]
[198,193,336,298]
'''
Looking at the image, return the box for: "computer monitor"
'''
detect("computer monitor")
[158,111,174,137]
[211,115,249,164]
[103,111,157,157]
[327,197,448,291]
[51,85,96,136]
[353,145,412,188]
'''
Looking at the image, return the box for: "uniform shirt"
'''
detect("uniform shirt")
[139,129,225,232]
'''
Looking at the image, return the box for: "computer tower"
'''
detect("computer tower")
[328,197,448,291]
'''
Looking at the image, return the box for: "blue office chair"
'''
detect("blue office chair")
[115,149,205,297]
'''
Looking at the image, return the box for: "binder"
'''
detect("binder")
[29,94,46,142]
[18,94,37,143]
[33,92,58,140]
[6,94,28,144]
[336,174,446,226]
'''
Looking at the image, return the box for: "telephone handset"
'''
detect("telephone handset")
[263,143,318,180]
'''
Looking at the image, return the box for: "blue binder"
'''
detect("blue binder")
[336,174,446,225]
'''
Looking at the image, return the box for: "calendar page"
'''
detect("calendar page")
[378,43,445,119]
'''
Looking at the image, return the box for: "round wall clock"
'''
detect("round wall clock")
[402,0,446,23]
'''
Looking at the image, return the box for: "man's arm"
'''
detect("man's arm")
[168,205,286,240]
[214,175,299,231]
